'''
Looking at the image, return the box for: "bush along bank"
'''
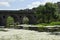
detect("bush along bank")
[22,27,60,32]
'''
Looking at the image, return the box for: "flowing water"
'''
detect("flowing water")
[0,28,60,40]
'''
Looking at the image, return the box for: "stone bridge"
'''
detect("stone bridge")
[0,9,37,26]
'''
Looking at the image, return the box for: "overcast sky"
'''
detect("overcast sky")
[0,0,60,10]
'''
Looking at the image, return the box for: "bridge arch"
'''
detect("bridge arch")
[0,17,3,26]
[21,15,36,24]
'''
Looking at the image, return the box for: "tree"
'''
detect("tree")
[6,16,14,28]
[35,2,59,23]
[45,2,59,22]
[36,5,46,23]
[22,16,29,24]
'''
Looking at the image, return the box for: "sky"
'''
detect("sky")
[0,0,60,10]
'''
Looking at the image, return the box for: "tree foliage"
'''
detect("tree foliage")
[6,16,14,28]
[34,2,59,24]
[23,16,29,24]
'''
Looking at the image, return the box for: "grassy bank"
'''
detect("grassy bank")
[35,21,60,27]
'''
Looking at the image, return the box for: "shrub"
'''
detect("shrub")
[22,16,29,24]
[14,22,20,29]
[50,22,60,25]
[6,16,14,28]
[37,25,45,31]
[38,27,46,32]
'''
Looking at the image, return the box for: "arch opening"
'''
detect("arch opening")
[0,17,3,26]
[22,16,29,24]
[22,15,36,24]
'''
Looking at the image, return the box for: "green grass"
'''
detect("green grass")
[36,21,60,27]
[35,23,50,27]
[50,21,60,25]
